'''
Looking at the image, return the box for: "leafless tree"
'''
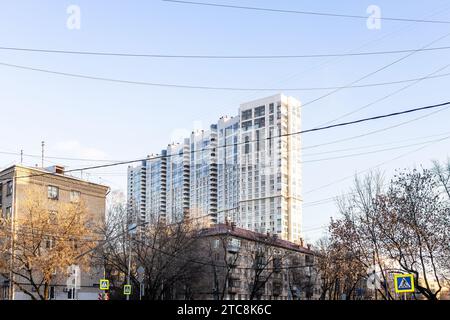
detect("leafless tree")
[325,167,450,300]
[374,168,450,300]
[97,203,204,300]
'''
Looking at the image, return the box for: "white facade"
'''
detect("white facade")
[127,94,302,241]
[166,140,190,224]
[127,160,147,224]
[238,94,302,241]
[217,116,240,225]
[145,150,167,224]
[189,125,218,223]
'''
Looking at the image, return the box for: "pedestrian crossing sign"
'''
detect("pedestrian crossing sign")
[124,285,132,295]
[99,279,110,291]
[394,274,415,293]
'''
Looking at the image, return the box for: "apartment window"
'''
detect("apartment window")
[48,186,59,200]
[241,120,252,131]
[70,238,78,250]
[256,130,261,152]
[254,105,265,117]
[244,136,251,154]
[6,181,13,196]
[70,190,81,203]
[241,109,252,121]
[45,237,55,249]
[269,103,274,114]
[273,257,282,272]
[5,206,12,219]
[254,117,265,129]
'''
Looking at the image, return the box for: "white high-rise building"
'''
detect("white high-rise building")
[217,116,240,225]
[238,94,302,241]
[189,125,218,223]
[127,160,147,224]
[127,94,302,241]
[145,150,167,224]
[166,140,190,224]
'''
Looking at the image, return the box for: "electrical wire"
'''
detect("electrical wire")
[302,135,450,164]
[10,100,450,181]
[0,60,449,92]
[2,45,450,59]
[304,136,449,195]
[303,104,450,150]
[316,63,450,126]
[162,0,450,24]
[303,130,450,157]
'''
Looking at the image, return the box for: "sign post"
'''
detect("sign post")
[137,266,145,301]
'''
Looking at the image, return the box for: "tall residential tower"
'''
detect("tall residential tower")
[127,94,302,241]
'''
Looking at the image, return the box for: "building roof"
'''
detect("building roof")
[198,223,315,255]
[0,164,110,191]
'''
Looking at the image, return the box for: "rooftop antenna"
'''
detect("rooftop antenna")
[20,149,23,164]
[41,141,45,168]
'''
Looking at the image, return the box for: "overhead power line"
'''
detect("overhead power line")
[2,45,450,59]
[0,150,123,163]
[303,130,450,157]
[301,31,450,109]
[4,130,450,166]
[303,104,450,150]
[162,0,450,24]
[303,135,450,164]
[316,63,450,126]
[12,100,450,181]
[0,61,449,92]
[303,136,449,195]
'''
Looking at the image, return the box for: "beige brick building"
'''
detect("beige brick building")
[0,165,109,300]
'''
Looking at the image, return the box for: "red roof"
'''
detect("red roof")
[197,224,314,255]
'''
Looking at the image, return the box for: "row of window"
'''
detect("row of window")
[47,186,81,202]
[0,183,81,209]
[242,103,281,121]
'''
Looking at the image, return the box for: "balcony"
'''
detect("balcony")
[227,241,240,253]
[227,276,240,294]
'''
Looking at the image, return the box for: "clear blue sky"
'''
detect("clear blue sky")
[1,0,450,242]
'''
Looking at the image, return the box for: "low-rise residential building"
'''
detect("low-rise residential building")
[0,164,109,300]
[186,222,320,300]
